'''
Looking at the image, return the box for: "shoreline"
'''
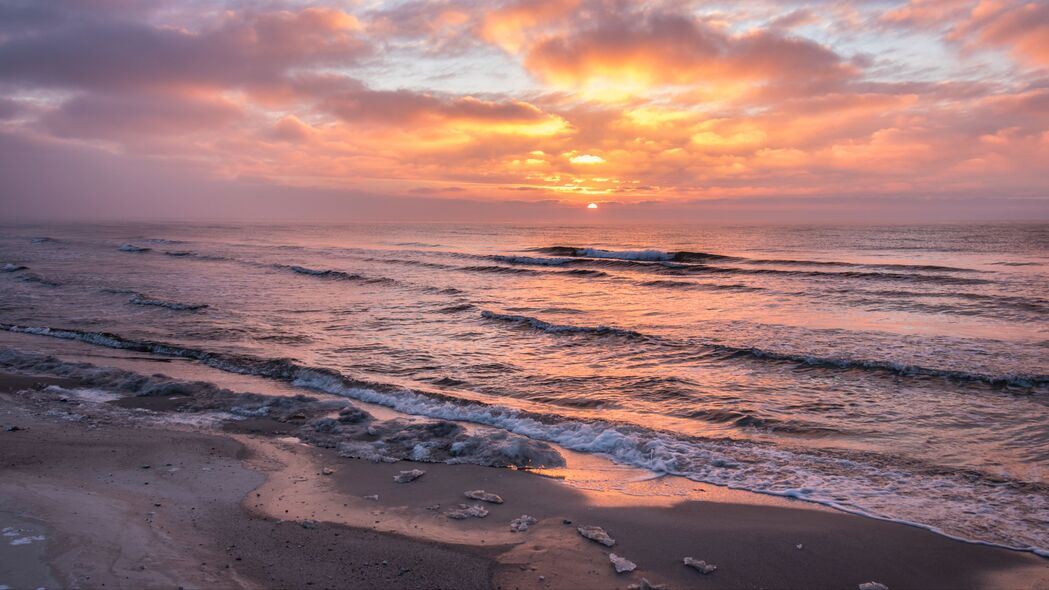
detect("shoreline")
[2,369,1048,589]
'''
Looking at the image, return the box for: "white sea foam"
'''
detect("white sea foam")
[289,368,1049,556]
[576,248,672,261]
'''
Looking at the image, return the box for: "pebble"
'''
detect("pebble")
[609,553,637,573]
[577,525,615,547]
[510,515,537,532]
[446,504,489,519]
[464,489,504,504]
[393,469,425,483]
[683,556,716,574]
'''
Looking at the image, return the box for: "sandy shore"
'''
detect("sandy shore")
[2,370,1048,590]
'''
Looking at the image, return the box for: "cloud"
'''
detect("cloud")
[949,1,1049,68]
[0,4,368,92]
[0,0,1045,220]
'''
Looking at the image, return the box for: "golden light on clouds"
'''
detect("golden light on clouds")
[0,0,1047,219]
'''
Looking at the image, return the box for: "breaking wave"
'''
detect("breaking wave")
[0,338,1045,555]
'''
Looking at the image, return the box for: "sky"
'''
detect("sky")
[1,0,1047,222]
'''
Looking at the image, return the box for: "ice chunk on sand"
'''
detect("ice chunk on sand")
[447,504,489,519]
[628,579,667,590]
[510,515,537,532]
[577,525,615,547]
[393,469,425,483]
[859,583,888,590]
[609,553,637,573]
[464,489,503,504]
[684,556,717,574]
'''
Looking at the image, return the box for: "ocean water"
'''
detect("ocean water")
[1,222,1048,553]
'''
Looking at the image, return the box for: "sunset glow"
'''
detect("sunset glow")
[2,1,1048,221]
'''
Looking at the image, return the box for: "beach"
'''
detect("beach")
[3,369,1047,590]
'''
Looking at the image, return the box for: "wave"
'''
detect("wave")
[532,246,983,276]
[534,246,737,263]
[461,265,543,275]
[480,311,646,339]
[141,238,187,245]
[477,311,1048,390]
[128,294,208,311]
[118,243,152,253]
[0,332,1045,555]
[15,273,60,287]
[31,237,54,244]
[492,255,573,266]
[275,264,394,284]
[640,280,764,292]
[2,263,28,272]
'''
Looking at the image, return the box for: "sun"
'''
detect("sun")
[587,202,599,209]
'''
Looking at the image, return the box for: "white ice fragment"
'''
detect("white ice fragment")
[446,504,489,519]
[859,583,888,590]
[510,515,537,532]
[796,543,804,550]
[577,525,615,547]
[464,489,504,504]
[609,553,637,573]
[321,467,335,475]
[683,556,717,574]
[393,469,425,483]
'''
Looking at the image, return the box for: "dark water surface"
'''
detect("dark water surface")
[2,222,1047,553]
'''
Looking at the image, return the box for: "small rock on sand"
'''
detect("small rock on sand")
[577,525,615,547]
[464,489,504,504]
[683,556,716,574]
[628,578,667,590]
[363,494,379,501]
[609,553,637,573]
[510,515,537,532]
[859,583,888,590]
[321,467,335,475]
[393,469,425,483]
[447,504,489,519]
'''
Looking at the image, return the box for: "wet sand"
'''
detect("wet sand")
[2,371,1048,589]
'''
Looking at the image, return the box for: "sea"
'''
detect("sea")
[1,222,1047,555]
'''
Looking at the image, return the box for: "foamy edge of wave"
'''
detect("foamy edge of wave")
[1,322,1047,556]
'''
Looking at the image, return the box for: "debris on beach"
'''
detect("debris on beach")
[301,520,318,530]
[464,489,504,504]
[510,515,537,532]
[858,583,888,590]
[446,504,489,519]
[577,525,615,547]
[393,469,426,483]
[321,467,335,475]
[628,578,667,590]
[683,557,716,574]
[609,553,637,573]
[425,504,440,511]
[363,494,379,501]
